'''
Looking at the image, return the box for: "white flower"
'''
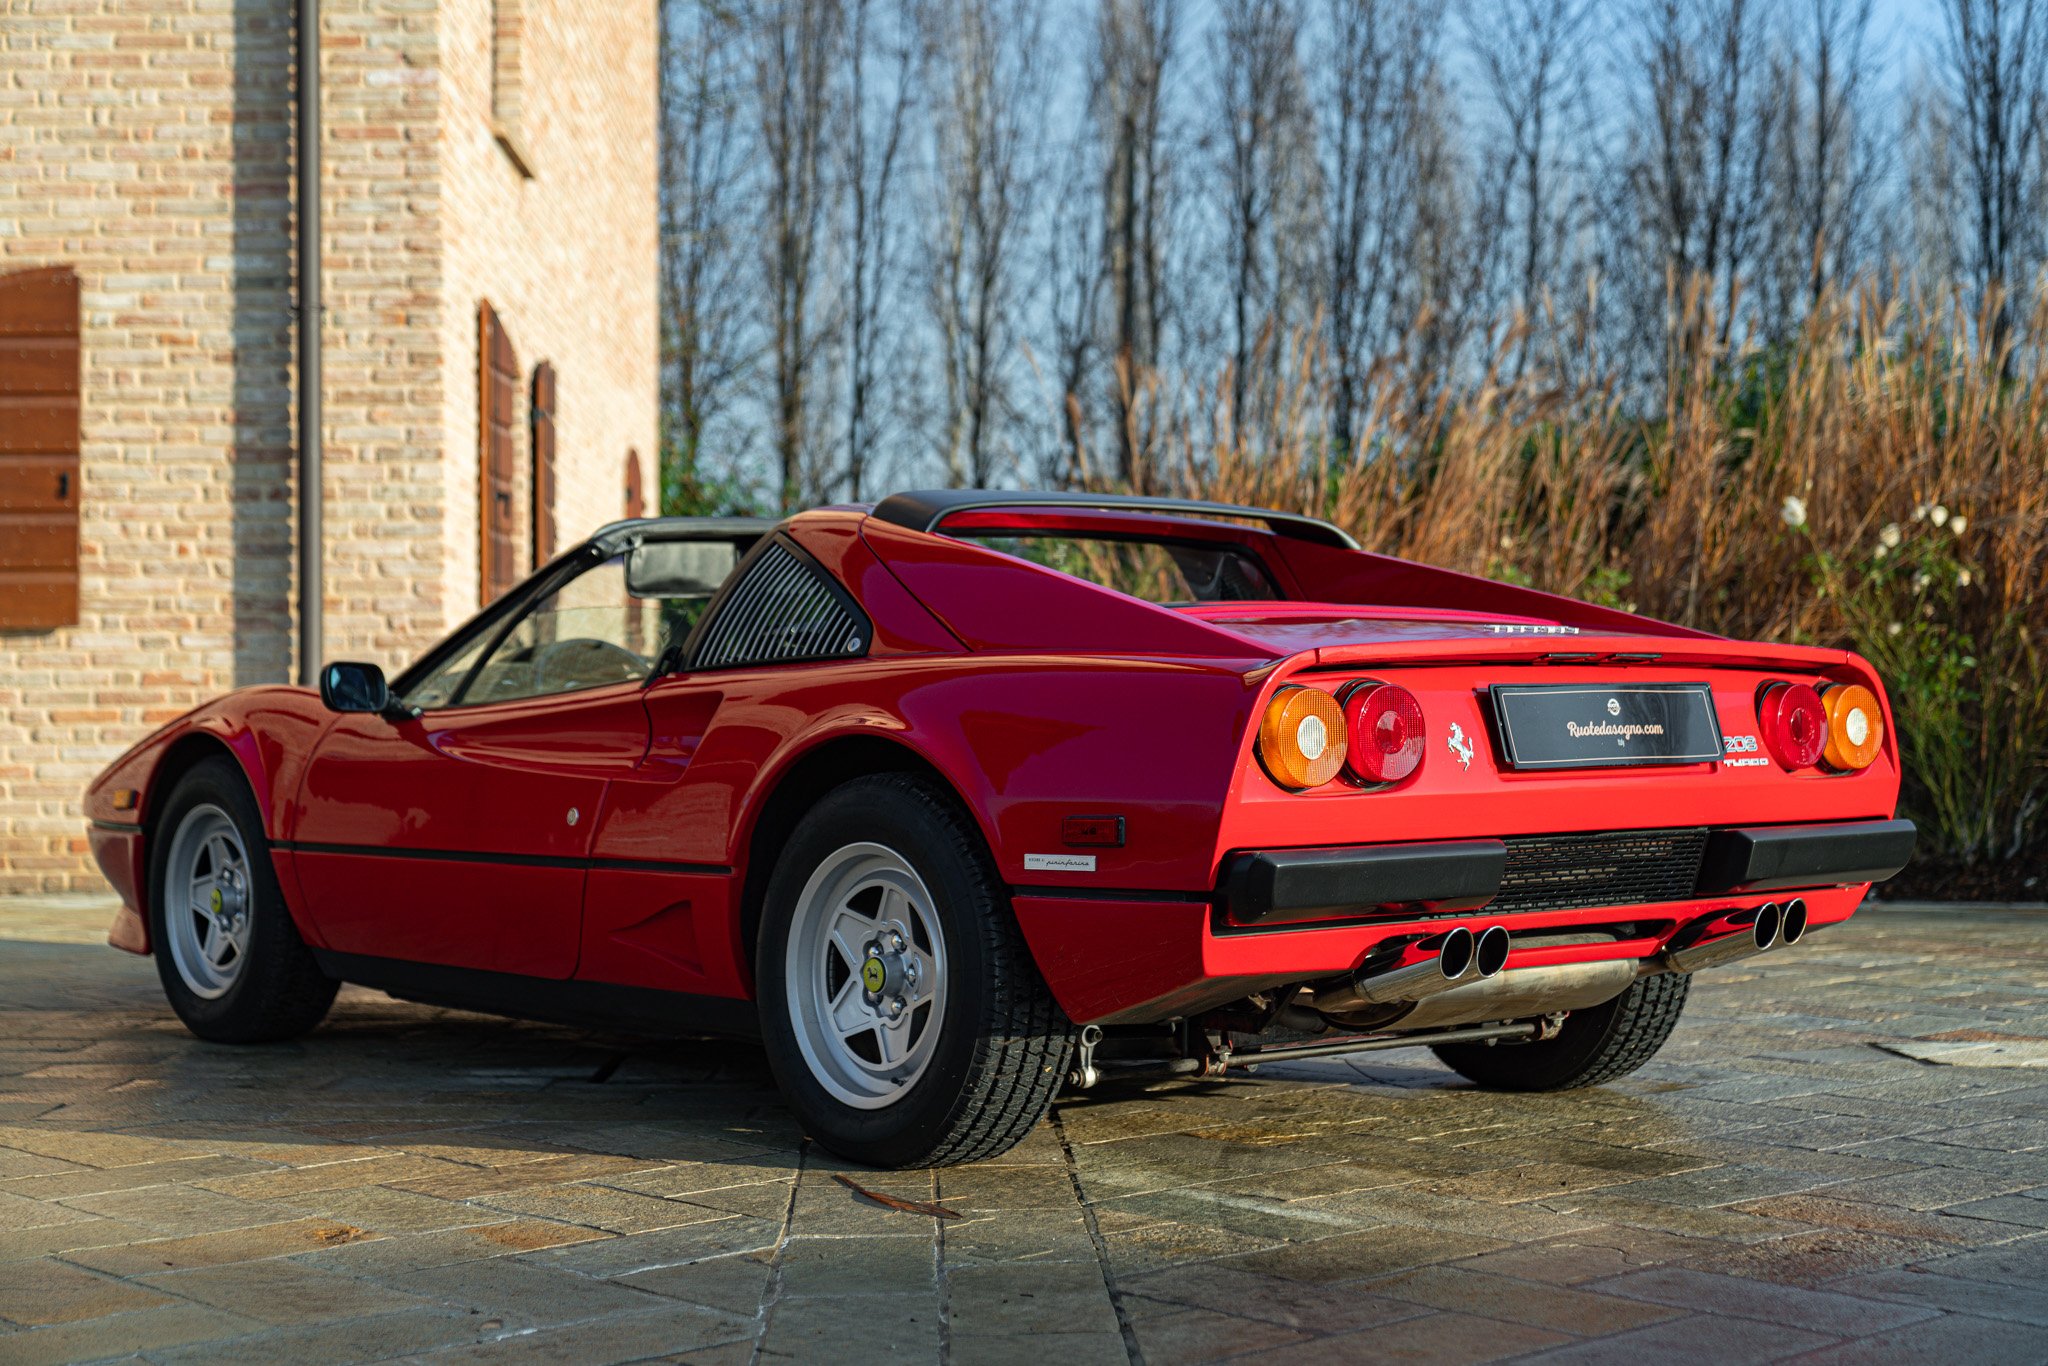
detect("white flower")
[1913,503,1930,521]
[1780,495,1808,528]
[1958,568,1974,588]
[1874,544,1889,560]
[1887,621,1903,636]
[1879,523,1903,549]
[1931,504,1950,527]
[1951,515,1968,535]
[1912,572,1931,593]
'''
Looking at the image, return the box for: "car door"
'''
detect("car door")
[290,553,662,979]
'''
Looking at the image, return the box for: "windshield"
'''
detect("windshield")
[951,532,1283,605]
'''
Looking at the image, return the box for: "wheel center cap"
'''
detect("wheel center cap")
[860,956,888,994]
[210,888,223,915]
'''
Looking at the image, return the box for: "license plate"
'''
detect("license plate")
[1488,682,1724,771]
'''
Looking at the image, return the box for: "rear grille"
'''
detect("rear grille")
[1492,827,1709,914]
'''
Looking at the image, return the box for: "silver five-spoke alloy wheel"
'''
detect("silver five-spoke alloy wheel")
[163,803,253,1000]
[784,842,948,1109]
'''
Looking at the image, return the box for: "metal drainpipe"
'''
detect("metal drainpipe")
[295,0,322,686]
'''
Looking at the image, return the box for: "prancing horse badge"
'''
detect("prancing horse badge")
[1447,721,1474,770]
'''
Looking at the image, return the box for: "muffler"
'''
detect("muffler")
[1311,925,1510,1013]
[1658,899,1805,975]
[1389,959,1638,1031]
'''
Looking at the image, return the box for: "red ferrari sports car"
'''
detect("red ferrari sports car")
[86,492,1915,1166]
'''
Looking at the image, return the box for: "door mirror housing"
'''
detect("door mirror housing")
[319,661,391,714]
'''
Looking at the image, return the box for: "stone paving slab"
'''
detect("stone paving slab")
[0,897,2045,1364]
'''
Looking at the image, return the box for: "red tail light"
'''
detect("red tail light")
[1343,683,1426,784]
[1758,681,1827,769]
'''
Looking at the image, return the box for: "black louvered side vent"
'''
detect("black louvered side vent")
[693,542,867,669]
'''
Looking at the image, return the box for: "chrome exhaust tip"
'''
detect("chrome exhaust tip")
[1780,897,1808,946]
[1439,926,1478,982]
[1473,925,1511,978]
[1658,901,1785,976]
[1754,901,1782,951]
[1316,926,1478,1011]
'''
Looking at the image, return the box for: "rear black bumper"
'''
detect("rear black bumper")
[1694,819,1918,893]
[1223,841,1506,926]
[1222,819,1916,927]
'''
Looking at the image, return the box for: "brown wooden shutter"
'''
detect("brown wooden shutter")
[0,267,82,629]
[624,446,646,520]
[478,300,520,603]
[529,361,556,566]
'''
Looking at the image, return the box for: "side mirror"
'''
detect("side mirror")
[319,661,391,714]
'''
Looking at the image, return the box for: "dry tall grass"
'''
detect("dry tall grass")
[1128,282,2048,868]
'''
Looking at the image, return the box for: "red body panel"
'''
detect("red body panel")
[88,503,1906,1033]
[85,686,336,953]
[290,683,651,977]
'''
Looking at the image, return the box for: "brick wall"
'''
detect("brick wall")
[316,0,448,665]
[0,0,657,892]
[0,0,294,892]
[435,0,658,607]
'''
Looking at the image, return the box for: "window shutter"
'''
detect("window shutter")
[530,361,556,566]
[624,446,645,519]
[0,267,82,629]
[478,301,520,603]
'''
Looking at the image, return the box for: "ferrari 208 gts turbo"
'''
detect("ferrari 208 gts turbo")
[87,492,1916,1167]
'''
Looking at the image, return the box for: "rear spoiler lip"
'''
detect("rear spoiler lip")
[1255,633,1856,674]
[870,489,1360,549]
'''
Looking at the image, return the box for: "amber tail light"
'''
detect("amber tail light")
[1757,681,1827,769]
[1342,683,1425,784]
[1257,686,1347,790]
[1821,683,1884,770]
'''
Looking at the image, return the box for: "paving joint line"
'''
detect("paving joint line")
[934,1168,952,1365]
[746,1136,807,1366]
[1052,1106,1143,1366]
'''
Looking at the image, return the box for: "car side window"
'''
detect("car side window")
[451,555,671,707]
[405,633,493,710]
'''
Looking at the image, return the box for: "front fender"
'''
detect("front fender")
[85,686,334,953]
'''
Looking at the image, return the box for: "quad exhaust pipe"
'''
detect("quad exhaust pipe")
[1312,924,1511,1013]
[1659,897,1807,975]
[1309,898,1810,1021]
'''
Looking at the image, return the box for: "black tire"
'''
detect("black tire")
[1430,971,1689,1091]
[756,774,1072,1168]
[148,755,338,1043]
